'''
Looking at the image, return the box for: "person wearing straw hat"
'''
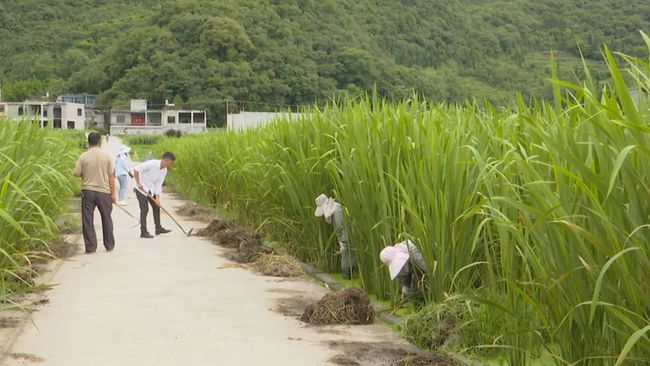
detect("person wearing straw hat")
[379,239,429,300]
[315,194,357,279]
[114,144,133,204]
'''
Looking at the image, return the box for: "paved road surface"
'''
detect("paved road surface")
[1,138,414,366]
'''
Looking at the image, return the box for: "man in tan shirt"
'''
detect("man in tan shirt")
[74,132,117,253]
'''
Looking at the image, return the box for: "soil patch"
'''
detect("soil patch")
[301,287,374,325]
[395,353,457,366]
[0,317,21,328]
[254,253,303,277]
[327,341,409,366]
[326,341,456,366]
[8,352,45,362]
[48,236,78,258]
[275,296,315,318]
[330,355,361,365]
[175,203,216,222]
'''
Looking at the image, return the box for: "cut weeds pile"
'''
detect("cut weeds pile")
[301,287,374,325]
[197,219,299,276]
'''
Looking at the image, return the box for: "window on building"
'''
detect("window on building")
[116,115,126,124]
[77,108,82,116]
[43,109,48,117]
[167,116,176,124]
[193,112,205,124]
[67,121,75,129]
[53,120,61,128]
[43,120,50,127]
[148,112,162,126]
[179,112,191,124]
[18,106,24,116]
[0,105,5,113]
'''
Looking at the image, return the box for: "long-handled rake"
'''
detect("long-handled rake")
[114,202,140,226]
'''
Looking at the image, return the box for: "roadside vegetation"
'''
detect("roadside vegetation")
[0,122,81,302]
[160,41,650,364]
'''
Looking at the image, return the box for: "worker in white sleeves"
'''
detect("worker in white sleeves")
[315,194,356,279]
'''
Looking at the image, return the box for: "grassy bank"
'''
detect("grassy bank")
[159,42,650,364]
[0,121,82,300]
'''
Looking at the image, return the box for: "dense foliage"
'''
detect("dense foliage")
[0,122,81,299]
[160,42,650,364]
[1,0,649,125]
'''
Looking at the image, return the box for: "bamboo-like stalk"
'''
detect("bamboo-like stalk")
[161,38,650,364]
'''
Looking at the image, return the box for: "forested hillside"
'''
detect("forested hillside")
[1,0,648,125]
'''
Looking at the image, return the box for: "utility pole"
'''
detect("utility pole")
[225,100,229,129]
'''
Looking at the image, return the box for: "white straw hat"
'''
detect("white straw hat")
[314,194,338,218]
[380,243,410,280]
[118,145,131,155]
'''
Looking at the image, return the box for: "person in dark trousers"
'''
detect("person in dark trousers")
[314,194,357,279]
[73,132,117,253]
[133,152,175,238]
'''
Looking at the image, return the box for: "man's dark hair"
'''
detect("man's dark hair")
[88,132,101,146]
[162,151,176,161]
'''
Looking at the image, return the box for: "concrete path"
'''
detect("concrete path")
[0,138,415,366]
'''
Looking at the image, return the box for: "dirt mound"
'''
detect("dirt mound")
[235,238,273,263]
[216,228,261,248]
[301,287,374,325]
[255,253,303,277]
[196,219,231,237]
[175,203,216,222]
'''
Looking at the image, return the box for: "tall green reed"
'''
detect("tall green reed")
[160,39,650,364]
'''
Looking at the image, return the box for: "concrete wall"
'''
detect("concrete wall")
[0,102,85,130]
[130,99,147,111]
[109,109,207,135]
[110,124,207,135]
[227,111,307,131]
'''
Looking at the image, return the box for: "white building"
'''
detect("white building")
[109,99,207,135]
[0,101,85,130]
[57,94,106,130]
[227,111,307,131]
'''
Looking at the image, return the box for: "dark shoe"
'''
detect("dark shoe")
[140,232,154,239]
[85,249,96,254]
[155,227,171,235]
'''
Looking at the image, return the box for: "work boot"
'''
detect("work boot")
[140,232,154,239]
[155,227,171,235]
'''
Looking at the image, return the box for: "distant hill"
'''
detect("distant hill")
[1,0,648,125]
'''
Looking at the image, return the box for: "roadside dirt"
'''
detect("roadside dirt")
[175,202,217,222]
[4,138,458,366]
[327,341,457,366]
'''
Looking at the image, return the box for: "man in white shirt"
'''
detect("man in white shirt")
[133,152,176,238]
